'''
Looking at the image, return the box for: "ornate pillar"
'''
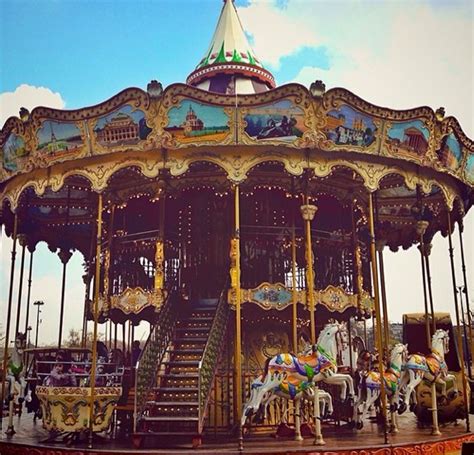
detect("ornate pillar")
[1,213,18,432]
[14,234,27,337]
[231,186,243,449]
[58,248,73,349]
[375,239,390,347]
[458,222,473,378]
[368,193,389,445]
[23,246,35,337]
[88,193,103,448]
[300,200,317,344]
[447,211,470,432]
[416,219,431,348]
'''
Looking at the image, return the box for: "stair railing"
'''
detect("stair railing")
[197,284,230,434]
[134,287,179,432]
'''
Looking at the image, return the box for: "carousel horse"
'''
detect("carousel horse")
[353,343,408,431]
[397,329,458,414]
[241,322,353,435]
[6,332,31,406]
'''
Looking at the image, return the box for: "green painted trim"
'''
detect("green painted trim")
[247,51,256,66]
[231,49,242,63]
[214,42,227,64]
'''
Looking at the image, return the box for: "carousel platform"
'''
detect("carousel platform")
[0,414,473,455]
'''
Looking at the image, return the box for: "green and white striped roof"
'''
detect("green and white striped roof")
[196,0,263,70]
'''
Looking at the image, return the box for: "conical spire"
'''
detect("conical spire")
[186,0,275,94]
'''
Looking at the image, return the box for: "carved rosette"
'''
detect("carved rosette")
[315,285,357,313]
[240,282,305,311]
[300,204,317,221]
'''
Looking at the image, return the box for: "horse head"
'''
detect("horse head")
[390,343,409,368]
[14,332,26,356]
[432,329,450,357]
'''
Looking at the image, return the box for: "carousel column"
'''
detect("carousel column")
[375,239,390,348]
[1,213,18,433]
[82,272,92,348]
[291,197,298,352]
[14,235,27,337]
[23,246,35,338]
[88,193,103,448]
[104,204,116,349]
[300,200,317,344]
[58,248,73,349]
[424,242,437,336]
[232,186,244,451]
[416,220,431,348]
[155,192,166,297]
[459,222,473,378]
[368,193,389,445]
[447,211,470,432]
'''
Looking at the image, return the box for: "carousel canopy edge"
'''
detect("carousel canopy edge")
[1,82,473,190]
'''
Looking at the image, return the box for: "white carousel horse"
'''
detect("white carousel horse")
[6,332,31,406]
[241,322,354,438]
[397,329,458,414]
[243,372,334,440]
[353,343,408,432]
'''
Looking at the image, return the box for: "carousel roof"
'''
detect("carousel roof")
[186,0,276,94]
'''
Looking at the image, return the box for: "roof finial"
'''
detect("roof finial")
[186,0,275,93]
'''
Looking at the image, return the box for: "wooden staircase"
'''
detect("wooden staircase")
[134,299,228,448]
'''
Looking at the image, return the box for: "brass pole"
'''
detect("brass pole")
[447,211,470,432]
[1,213,18,429]
[234,185,243,426]
[418,228,431,348]
[291,194,298,353]
[302,196,317,344]
[14,239,26,337]
[58,249,72,349]
[88,193,103,448]
[424,250,436,335]
[459,224,473,378]
[23,248,35,337]
[377,244,390,347]
[368,193,389,445]
[374,194,390,347]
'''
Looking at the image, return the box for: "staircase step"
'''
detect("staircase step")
[174,337,207,343]
[147,401,198,406]
[176,327,209,332]
[169,349,203,354]
[158,387,198,392]
[163,360,200,367]
[143,416,199,422]
[158,373,199,379]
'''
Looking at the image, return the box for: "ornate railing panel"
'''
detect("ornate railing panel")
[134,288,178,431]
[197,286,230,434]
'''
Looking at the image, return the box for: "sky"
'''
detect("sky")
[0,0,473,346]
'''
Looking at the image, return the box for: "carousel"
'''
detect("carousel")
[1,1,474,454]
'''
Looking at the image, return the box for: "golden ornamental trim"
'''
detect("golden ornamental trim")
[314,285,357,313]
[107,287,166,315]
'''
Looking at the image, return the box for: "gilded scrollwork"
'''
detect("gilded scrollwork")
[154,240,164,290]
[108,287,166,315]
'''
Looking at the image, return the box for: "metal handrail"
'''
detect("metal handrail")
[197,283,230,434]
[133,285,179,432]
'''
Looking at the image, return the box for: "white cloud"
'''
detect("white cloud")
[0,84,65,129]
[239,1,473,136]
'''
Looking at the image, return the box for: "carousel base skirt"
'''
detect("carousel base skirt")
[0,414,473,455]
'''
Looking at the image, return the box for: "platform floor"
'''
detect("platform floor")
[0,413,473,454]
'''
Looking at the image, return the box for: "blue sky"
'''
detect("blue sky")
[1,0,473,344]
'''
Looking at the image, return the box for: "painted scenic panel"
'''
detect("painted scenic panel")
[94,105,151,146]
[465,153,474,185]
[37,121,83,155]
[165,100,230,143]
[2,133,28,171]
[244,99,305,142]
[386,119,430,157]
[437,133,462,171]
[324,104,376,147]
